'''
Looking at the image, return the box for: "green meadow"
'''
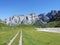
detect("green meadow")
[0,24,20,45]
[23,27,60,45]
[0,24,60,45]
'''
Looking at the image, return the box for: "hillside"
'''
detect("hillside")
[0,19,2,22]
[0,23,8,27]
[40,21,60,28]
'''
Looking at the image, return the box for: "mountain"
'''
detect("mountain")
[4,10,60,26]
[34,10,60,27]
[38,10,58,23]
[51,10,60,21]
[38,14,49,23]
[4,13,38,26]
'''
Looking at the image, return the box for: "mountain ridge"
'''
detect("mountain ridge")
[2,10,60,26]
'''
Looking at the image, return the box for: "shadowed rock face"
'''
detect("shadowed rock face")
[53,11,60,21]
[35,10,60,26]
[38,10,58,23]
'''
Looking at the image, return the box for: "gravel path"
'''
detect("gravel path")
[19,30,22,45]
[8,32,19,45]
[36,28,60,33]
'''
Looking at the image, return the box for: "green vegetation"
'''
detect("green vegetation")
[0,25,20,45]
[0,23,8,27]
[0,23,60,45]
[39,21,60,28]
[34,20,43,27]
[21,25,60,45]
[23,30,60,45]
[12,32,20,45]
[0,19,2,22]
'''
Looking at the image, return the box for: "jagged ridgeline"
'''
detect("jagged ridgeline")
[4,13,38,26]
[3,10,60,27]
[34,10,60,27]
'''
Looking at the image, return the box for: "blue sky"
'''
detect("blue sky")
[0,0,60,20]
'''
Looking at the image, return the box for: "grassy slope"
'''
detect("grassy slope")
[40,21,60,28]
[0,19,2,23]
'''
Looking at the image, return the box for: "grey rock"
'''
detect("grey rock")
[4,13,38,26]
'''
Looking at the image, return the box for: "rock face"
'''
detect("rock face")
[35,10,59,26]
[46,10,58,22]
[52,11,60,21]
[38,10,58,23]
[38,14,49,24]
[4,10,60,26]
[4,13,38,26]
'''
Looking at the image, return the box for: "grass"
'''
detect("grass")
[40,21,60,28]
[0,26,20,45]
[21,25,60,45]
[23,31,60,45]
[12,31,20,45]
[0,24,60,45]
